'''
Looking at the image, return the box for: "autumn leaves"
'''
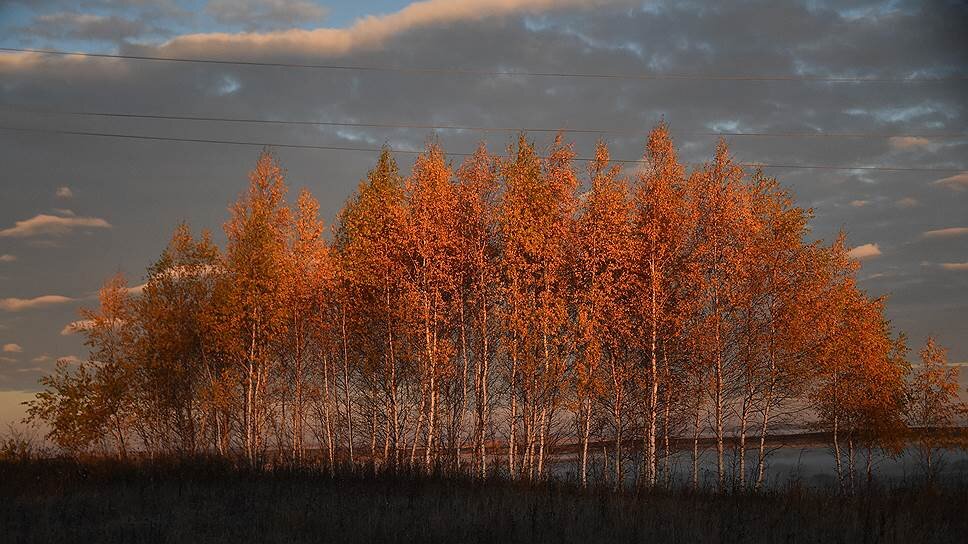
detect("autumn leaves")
[28,124,954,491]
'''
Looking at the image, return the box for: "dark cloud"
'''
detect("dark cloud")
[205,0,329,31]
[18,12,149,42]
[0,0,966,397]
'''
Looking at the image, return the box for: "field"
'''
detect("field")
[2,457,967,543]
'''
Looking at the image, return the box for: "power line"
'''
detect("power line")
[5,105,966,140]
[2,125,963,173]
[2,46,965,83]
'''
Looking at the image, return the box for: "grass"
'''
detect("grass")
[1,457,966,543]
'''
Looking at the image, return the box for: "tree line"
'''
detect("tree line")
[26,125,965,491]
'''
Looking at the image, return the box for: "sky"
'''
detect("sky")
[0,0,966,429]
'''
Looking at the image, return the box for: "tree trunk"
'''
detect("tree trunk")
[340,305,355,467]
[580,398,591,488]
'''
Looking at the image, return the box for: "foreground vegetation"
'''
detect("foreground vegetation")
[2,456,966,544]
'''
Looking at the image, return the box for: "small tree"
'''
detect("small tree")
[27,274,136,456]
[908,336,964,481]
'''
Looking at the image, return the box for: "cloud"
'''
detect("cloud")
[58,355,82,365]
[126,283,147,296]
[847,243,882,260]
[933,172,968,191]
[1,0,967,395]
[161,0,617,58]
[55,186,73,198]
[923,227,968,238]
[0,357,16,364]
[52,208,75,216]
[895,197,919,208]
[0,295,75,312]
[21,12,148,43]
[0,214,111,238]
[2,344,22,353]
[31,354,52,363]
[888,136,931,150]
[206,0,329,31]
[0,254,15,263]
[849,199,869,207]
[60,319,94,335]
[940,262,968,271]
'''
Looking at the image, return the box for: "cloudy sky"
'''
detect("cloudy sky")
[0,0,966,427]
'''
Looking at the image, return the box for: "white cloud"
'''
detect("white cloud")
[0,254,15,262]
[0,295,75,312]
[847,243,881,260]
[933,172,968,191]
[940,262,968,271]
[888,136,931,150]
[60,319,94,335]
[923,227,968,238]
[0,213,111,238]
[55,186,74,198]
[2,343,22,353]
[31,354,53,363]
[127,283,147,296]
[161,0,617,58]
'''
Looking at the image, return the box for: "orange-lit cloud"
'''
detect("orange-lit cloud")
[60,319,95,335]
[847,243,881,260]
[888,136,931,150]
[940,262,968,271]
[2,343,22,353]
[923,227,968,238]
[159,0,620,58]
[0,295,75,312]
[934,172,968,191]
[0,213,111,238]
[0,254,15,262]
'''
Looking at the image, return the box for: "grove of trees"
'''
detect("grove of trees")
[26,125,965,491]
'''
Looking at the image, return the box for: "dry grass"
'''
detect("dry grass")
[1,457,966,543]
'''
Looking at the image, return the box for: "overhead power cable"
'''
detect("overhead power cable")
[2,125,963,173]
[4,105,966,140]
[2,47,965,83]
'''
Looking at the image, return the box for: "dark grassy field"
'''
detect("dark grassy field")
[1,458,966,543]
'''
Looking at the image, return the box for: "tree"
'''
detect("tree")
[282,188,330,462]
[630,124,690,487]
[575,140,633,488]
[908,336,964,481]
[217,149,292,465]
[455,142,501,478]
[691,140,754,490]
[812,250,908,492]
[335,146,408,470]
[28,274,136,456]
[135,223,221,454]
[403,141,460,470]
[499,134,578,479]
